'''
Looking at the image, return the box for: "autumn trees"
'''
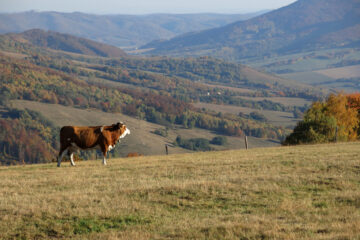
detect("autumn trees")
[0,109,58,165]
[283,93,360,145]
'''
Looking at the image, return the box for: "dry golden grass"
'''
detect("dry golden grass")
[1,142,360,239]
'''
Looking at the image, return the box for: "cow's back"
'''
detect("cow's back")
[60,126,101,149]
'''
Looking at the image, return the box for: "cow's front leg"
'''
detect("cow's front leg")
[102,151,108,165]
[100,144,108,165]
[103,155,107,165]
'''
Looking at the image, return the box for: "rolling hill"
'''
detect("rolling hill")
[143,0,360,61]
[0,142,359,239]
[0,11,266,47]
[6,29,127,57]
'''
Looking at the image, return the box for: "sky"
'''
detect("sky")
[0,0,297,14]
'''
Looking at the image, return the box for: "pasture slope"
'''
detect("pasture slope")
[0,142,360,239]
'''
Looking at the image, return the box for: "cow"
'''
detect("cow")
[57,122,130,167]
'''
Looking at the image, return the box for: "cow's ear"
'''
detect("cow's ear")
[116,122,121,129]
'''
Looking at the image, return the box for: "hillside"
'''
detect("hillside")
[0,142,359,239]
[143,0,360,61]
[7,29,127,57]
[9,100,278,156]
[0,11,266,47]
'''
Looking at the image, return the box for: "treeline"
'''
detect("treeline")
[283,93,360,145]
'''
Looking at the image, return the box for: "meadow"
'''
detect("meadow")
[0,142,359,239]
[194,102,298,127]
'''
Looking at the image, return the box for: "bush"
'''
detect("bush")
[210,136,228,145]
[153,128,168,137]
[249,111,267,122]
[175,136,212,151]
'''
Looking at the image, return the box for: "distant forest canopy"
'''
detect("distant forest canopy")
[283,93,360,145]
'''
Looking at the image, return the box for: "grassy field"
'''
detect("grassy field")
[0,142,359,239]
[194,102,298,127]
[247,48,360,73]
[280,71,334,85]
[315,65,360,79]
[280,67,360,93]
[281,65,360,85]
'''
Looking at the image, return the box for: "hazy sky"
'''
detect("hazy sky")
[0,0,297,14]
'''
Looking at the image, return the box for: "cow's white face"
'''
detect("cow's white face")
[117,123,130,143]
[120,128,130,139]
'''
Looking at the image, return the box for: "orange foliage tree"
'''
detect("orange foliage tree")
[347,93,360,112]
[327,93,358,141]
[283,93,360,145]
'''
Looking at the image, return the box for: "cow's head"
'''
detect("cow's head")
[113,122,130,142]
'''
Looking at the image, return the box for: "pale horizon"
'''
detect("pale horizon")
[0,0,297,15]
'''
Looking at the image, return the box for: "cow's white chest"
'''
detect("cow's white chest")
[108,145,115,151]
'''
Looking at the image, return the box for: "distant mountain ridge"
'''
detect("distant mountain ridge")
[0,11,267,47]
[143,0,360,60]
[7,29,127,57]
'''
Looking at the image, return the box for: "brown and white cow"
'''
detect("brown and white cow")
[57,122,130,167]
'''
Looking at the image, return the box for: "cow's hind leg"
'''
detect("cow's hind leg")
[69,152,76,166]
[57,148,68,167]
